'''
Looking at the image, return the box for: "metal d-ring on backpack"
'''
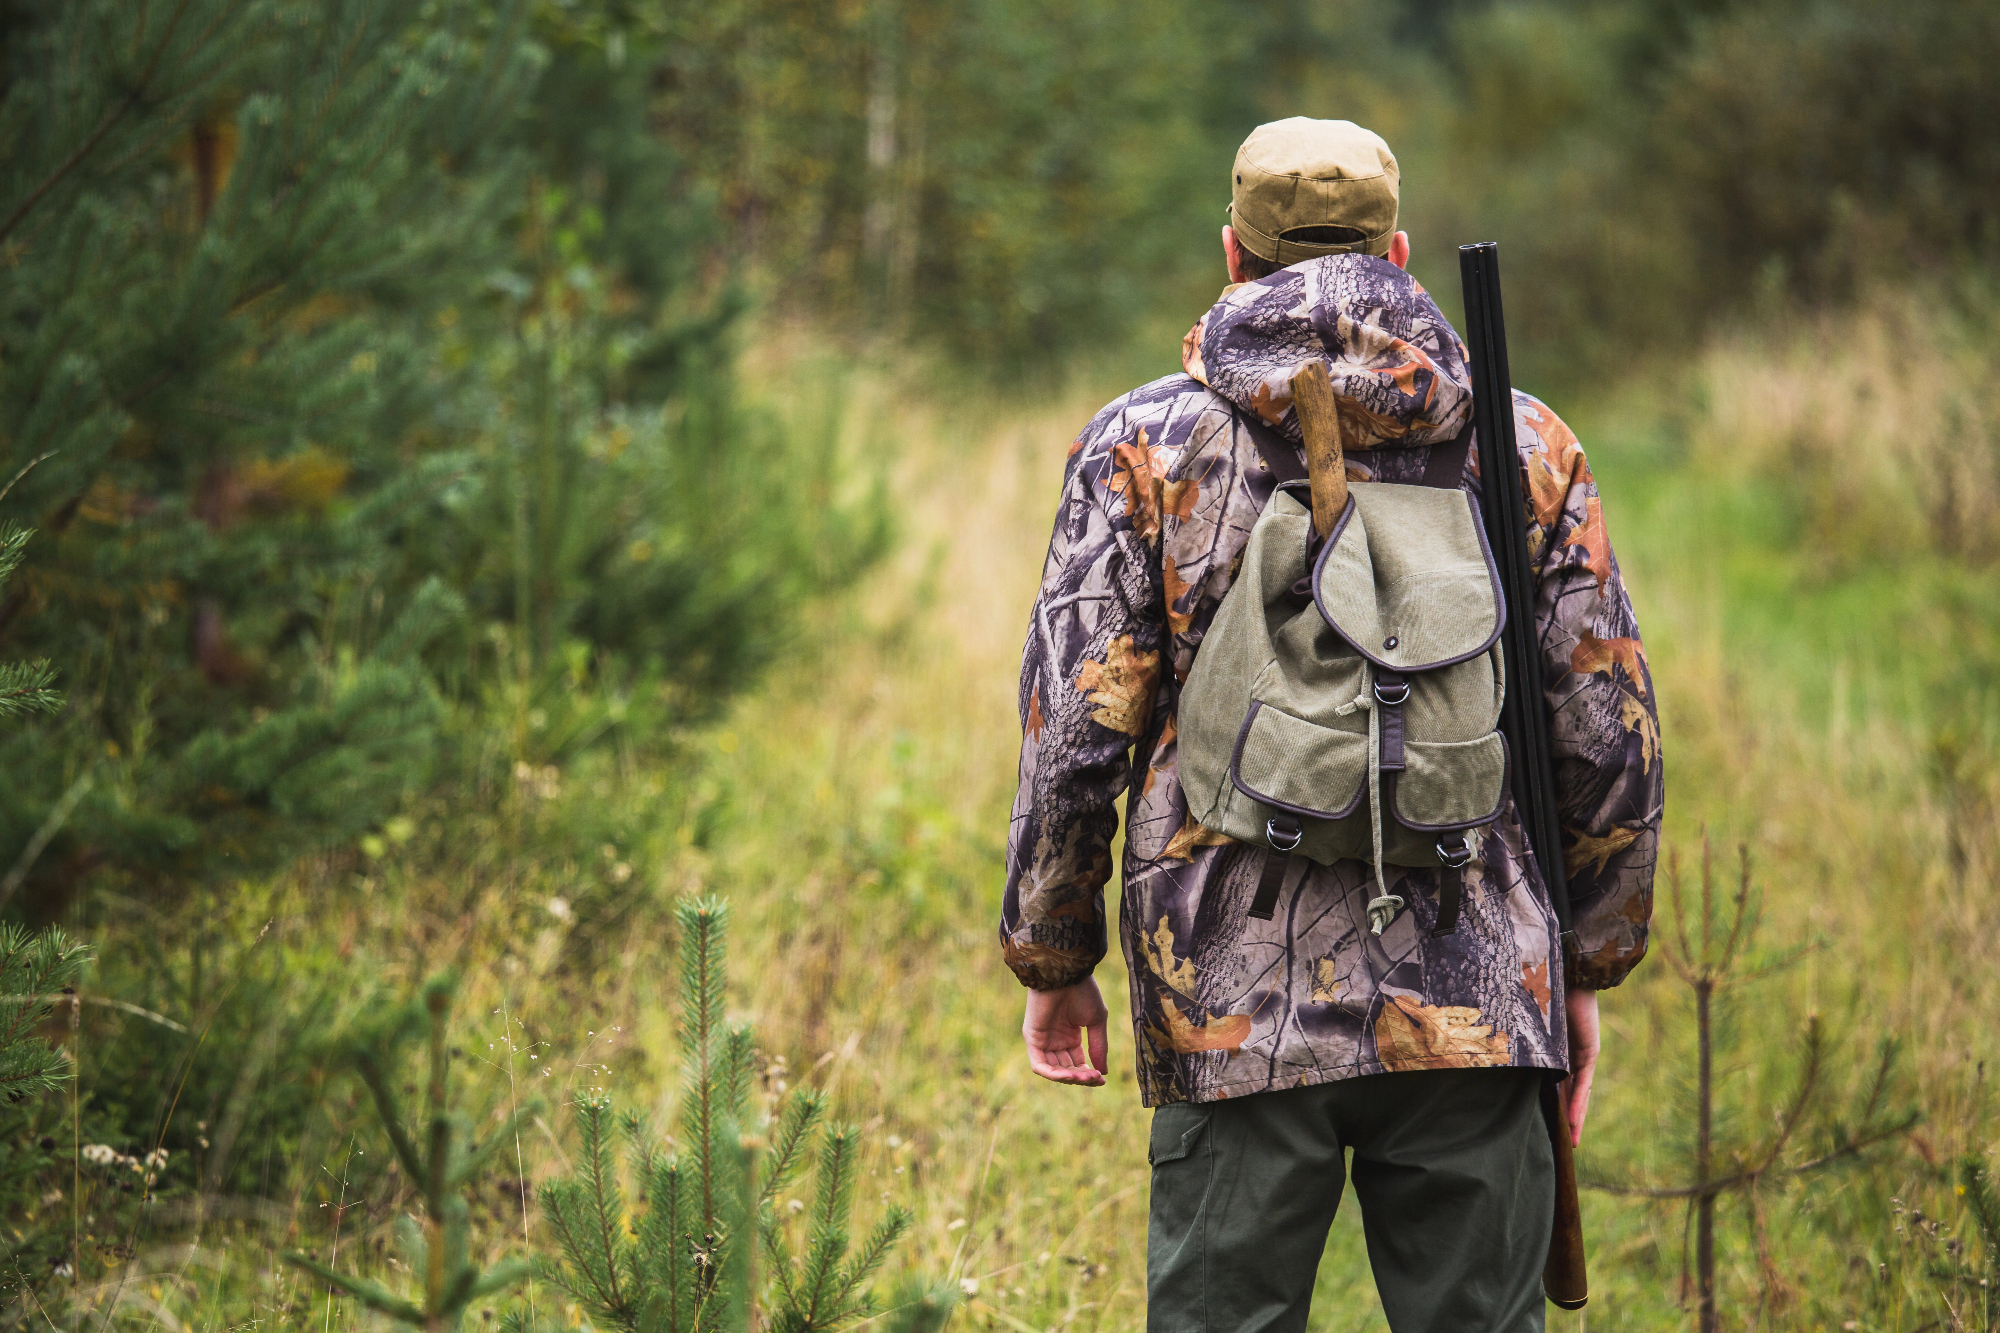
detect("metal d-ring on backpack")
[1175,372,1507,940]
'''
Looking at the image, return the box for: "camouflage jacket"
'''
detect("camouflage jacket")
[1001,255,1662,1107]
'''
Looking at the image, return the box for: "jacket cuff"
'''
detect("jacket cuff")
[1002,936,1099,991]
[1020,968,1096,992]
[1564,938,1647,991]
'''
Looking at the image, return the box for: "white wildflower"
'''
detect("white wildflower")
[958,1278,978,1298]
[81,1145,117,1166]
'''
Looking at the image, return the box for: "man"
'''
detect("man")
[1000,118,1662,1332]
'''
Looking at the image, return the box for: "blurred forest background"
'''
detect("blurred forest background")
[1,0,1997,1329]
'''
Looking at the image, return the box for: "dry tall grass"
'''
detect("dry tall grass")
[1688,282,2000,569]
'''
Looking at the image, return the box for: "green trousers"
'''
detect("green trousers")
[1146,1067,1553,1333]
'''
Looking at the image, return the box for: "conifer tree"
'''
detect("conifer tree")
[285,976,537,1331]
[0,0,538,903]
[1586,840,1919,1329]
[538,899,924,1333]
[0,2,887,912]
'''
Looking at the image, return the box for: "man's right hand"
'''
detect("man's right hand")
[1023,978,1109,1087]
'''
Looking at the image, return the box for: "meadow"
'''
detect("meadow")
[33,288,1996,1332]
[5,2,1999,1328]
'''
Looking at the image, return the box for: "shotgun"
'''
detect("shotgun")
[1458,241,1588,1311]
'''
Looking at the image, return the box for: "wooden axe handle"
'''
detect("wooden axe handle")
[1289,362,1347,539]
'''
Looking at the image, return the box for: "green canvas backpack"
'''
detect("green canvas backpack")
[1177,417,1508,937]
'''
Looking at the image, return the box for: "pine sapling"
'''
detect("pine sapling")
[1586,838,1918,1331]
[539,898,915,1333]
[285,976,540,1332]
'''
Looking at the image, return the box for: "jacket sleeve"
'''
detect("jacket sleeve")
[1517,394,1663,990]
[1000,414,1169,990]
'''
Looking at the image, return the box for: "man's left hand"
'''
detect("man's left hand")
[1023,978,1109,1087]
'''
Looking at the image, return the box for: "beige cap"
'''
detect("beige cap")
[1228,118,1400,263]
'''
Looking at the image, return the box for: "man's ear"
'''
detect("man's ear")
[1223,225,1249,285]
[1386,231,1410,270]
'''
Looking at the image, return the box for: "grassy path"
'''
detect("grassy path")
[678,342,2000,1331]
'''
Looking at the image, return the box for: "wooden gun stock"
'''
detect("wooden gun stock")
[1543,1078,1589,1310]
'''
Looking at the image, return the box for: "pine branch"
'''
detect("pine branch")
[0,525,60,722]
[1715,843,1755,976]
[352,1046,427,1181]
[1745,1015,1824,1176]
[677,898,733,1238]
[282,1254,426,1323]
[539,1102,642,1332]
[1585,1111,1919,1198]
[0,663,59,721]
[760,1205,804,1313]
[645,1157,698,1333]
[0,0,196,245]
[1961,1157,2000,1260]
[0,453,57,508]
[538,1181,636,1329]
[623,1107,657,1184]
[580,1097,636,1326]
[835,1207,913,1318]
[0,926,88,1102]
[797,1126,860,1328]
[760,1089,827,1210]
[287,975,526,1327]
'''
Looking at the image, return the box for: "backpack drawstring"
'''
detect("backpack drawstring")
[1337,667,1404,937]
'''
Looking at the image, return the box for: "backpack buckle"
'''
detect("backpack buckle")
[1266,816,1303,853]
[1435,835,1473,869]
[1374,678,1410,706]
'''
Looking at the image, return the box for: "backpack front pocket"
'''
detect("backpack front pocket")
[1228,700,1368,820]
[1390,732,1509,831]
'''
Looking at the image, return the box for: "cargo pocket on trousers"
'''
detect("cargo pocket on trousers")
[1147,1102,1214,1319]
[1148,1103,1210,1166]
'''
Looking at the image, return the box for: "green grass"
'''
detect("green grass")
[32,312,2000,1332]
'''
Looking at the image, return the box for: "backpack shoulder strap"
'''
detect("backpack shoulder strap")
[1232,407,1307,485]
[1237,405,1472,490]
[1420,423,1475,489]
[1340,421,1476,490]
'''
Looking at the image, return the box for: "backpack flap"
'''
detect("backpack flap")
[1312,486,1505,672]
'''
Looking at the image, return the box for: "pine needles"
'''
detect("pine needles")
[537,898,916,1333]
[0,527,55,726]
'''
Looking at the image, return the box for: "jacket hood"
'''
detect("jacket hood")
[1181,254,1472,449]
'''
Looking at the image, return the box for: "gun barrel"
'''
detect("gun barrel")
[1458,242,1571,933]
[1461,241,1587,1312]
